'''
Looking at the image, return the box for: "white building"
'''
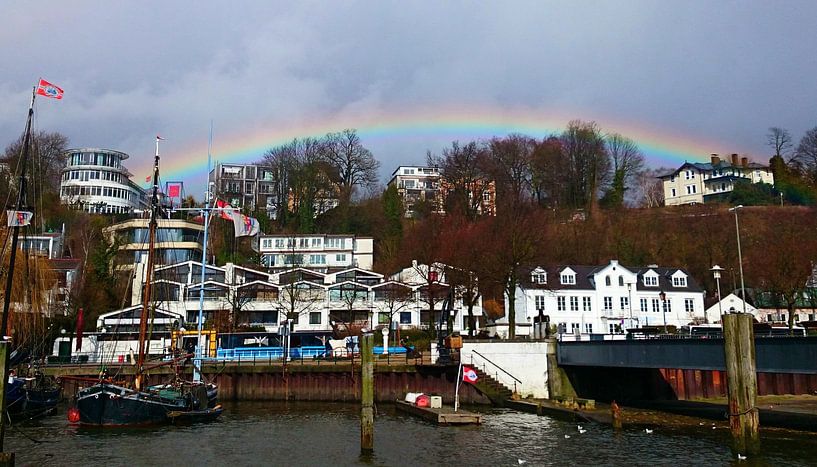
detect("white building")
[104,259,482,336]
[387,165,444,217]
[659,154,775,206]
[504,260,706,338]
[59,148,148,214]
[255,234,373,270]
[703,293,758,323]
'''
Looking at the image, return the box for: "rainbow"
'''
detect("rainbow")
[135,104,744,191]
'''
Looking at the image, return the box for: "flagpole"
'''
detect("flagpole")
[454,359,462,412]
[194,122,213,383]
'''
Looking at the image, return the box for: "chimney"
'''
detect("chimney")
[731,153,739,166]
[741,157,748,167]
[710,153,720,165]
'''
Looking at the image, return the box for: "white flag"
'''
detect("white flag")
[229,211,260,237]
[6,210,33,227]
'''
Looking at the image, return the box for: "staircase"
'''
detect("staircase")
[471,368,514,406]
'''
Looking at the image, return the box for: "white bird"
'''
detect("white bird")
[579,429,587,434]
[518,460,528,465]
[737,454,747,461]
[699,422,705,426]
[712,426,717,430]
[564,434,571,439]
[577,425,583,431]
[645,428,653,434]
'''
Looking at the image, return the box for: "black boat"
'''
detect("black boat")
[68,137,221,427]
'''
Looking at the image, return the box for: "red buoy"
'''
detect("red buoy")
[67,407,80,424]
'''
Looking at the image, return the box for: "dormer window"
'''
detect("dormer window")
[644,276,658,287]
[532,273,547,284]
[672,276,687,287]
[561,274,575,285]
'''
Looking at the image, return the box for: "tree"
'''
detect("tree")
[559,120,610,214]
[602,133,645,208]
[766,127,793,159]
[428,141,492,219]
[530,137,567,208]
[793,126,817,184]
[485,134,534,211]
[631,168,666,208]
[321,129,380,204]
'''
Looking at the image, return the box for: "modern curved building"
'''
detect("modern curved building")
[60,148,148,214]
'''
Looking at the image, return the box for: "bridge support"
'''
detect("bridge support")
[546,338,576,400]
[722,313,760,455]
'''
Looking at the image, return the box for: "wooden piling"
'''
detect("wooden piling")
[360,333,374,453]
[722,313,760,455]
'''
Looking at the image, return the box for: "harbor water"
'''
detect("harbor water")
[5,401,817,466]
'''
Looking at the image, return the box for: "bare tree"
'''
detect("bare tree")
[485,134,535,211]
[371,282,414,328]
[560,120,610,214]
[427,141,492,219]
[793,126,817,184]
[603,133,645,208]
[766,127,793,159]
[530,137,567,208]
[321,129,380,204]
[631,168,667,208]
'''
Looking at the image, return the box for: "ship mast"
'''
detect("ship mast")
[135,137,162,391]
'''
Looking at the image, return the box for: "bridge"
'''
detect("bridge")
[554,336,817,401]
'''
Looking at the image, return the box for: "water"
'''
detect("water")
[5,402,817,466]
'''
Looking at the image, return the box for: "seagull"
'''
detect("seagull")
[579,429,587,434]
[564,434,571,439]
[577,425,584,431]
[518,460,528,465]
[737,454,747,461]
[644,429,653,434]
[699,422,705,426]
[712,426,717,430]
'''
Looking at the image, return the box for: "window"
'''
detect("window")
[557,296,565,311]
[584,323,593,333]
[378,313,390,325]
[686,185,697,194]
[618,276,624,286]
[609,323,621,334]
[685,170,691,180]
[620,297,629,310]
[532,273,547,284]
[309,312,321,325]
[299,238,309,248]
[557,323,567,334]
[403,168,415,175]
[482,191,490,201]
[603,297,612,310]
[570,296,578,311]
[684,298,694,313]
[309,254,326,265]
[640,298,648,313]
[534,295,545,311]
[570,323,580,334]
[644,276,658,286]
[336,253,347,262]
[404,180,415,189]
[561,274,575,285]
[399,312,412,324]
[652,299,660,312]
[672,276,687,287]
[311,238,321,247]
[665,300,672,313]
[582,297,591,311]
[605,276,611,286]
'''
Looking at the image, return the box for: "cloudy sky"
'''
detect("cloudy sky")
[1,1,815,193]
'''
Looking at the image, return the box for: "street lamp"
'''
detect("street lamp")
[711,265,724,323]
[659,290,668,334]
[728,205,748,314]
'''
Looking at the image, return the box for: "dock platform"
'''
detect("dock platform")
[395,400,483,425]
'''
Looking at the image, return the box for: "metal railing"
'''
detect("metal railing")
[469,350,521,394]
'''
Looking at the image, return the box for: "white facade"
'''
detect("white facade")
[255,234,373,270]
[60,148,148,214]
[506,260,706,338]
[660,154,775,206]
[387,165,443,217]
[704,293,758,323]
[117,260,482,335]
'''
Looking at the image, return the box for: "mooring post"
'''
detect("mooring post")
[0,341,15,465]
[722,313,760,455]
[360,332,374,453]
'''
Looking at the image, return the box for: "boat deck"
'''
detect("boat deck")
[395,400,482,425]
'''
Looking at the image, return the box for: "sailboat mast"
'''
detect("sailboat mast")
[193,123,213,382]
[1,88,36,338]
[135,137,162,390]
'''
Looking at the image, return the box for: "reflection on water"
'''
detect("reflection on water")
[5,402,817,466]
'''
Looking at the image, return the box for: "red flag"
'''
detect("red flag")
[75,308,84,351]
[36,79,64,99]
[215,198,235,220]
[168,183,181,198]
[462,366,479,384]
[145,175,152,183]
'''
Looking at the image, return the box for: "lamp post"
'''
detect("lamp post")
[711,265,724,323]
[728,205,748,314]
[659,290,667,334]
[627,282,635,330]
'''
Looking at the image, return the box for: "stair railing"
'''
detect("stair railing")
[469,350,521,394]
